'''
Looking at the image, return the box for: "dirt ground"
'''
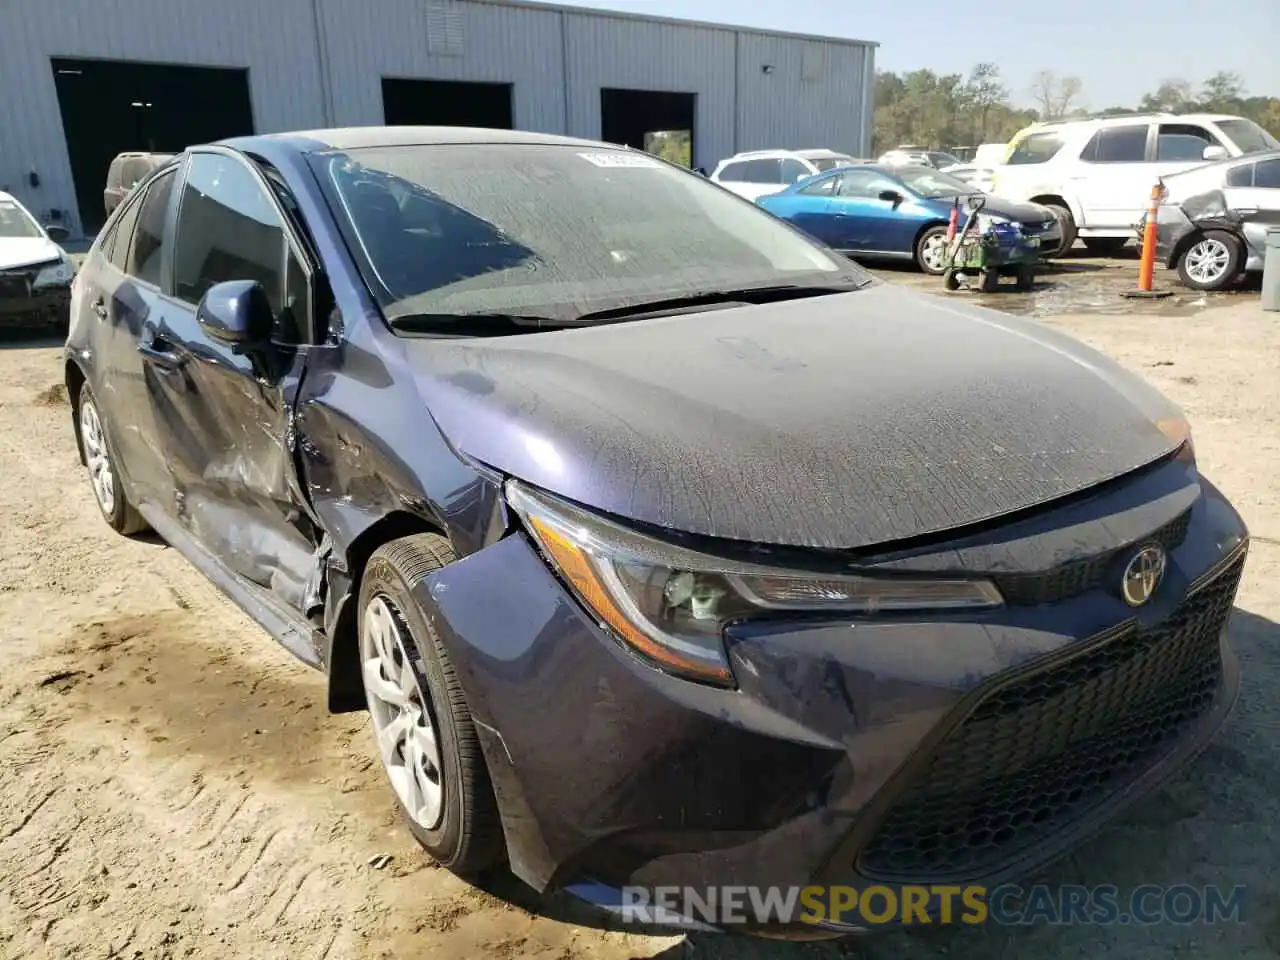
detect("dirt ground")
[2,261,1279,960]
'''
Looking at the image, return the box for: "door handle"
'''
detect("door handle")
[137,330,183,370]
[91,297,107,320]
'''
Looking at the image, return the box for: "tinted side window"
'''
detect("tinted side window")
[1082,125,1148,163]
[172,153,301,339]
[1157,124,1218,162]
[800,175,838,196]
[718,162,746,182]
[780,158,811,184]
[1006,133,1064,165]
[1225,163,1255,188]
[126,170,175,286]
[1255,159,1280,189]
[744,159,783,183]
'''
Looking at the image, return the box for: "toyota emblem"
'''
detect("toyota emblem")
[1121,544,1167,607]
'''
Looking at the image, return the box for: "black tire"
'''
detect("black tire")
[915,225,951,275]
[1175,230,1244,292]
[359,533,503,876]
[943,269,962,291]
[1082,237,1129,257]
[1042,203,1077,257]
[75,384,149,535]
[979,269,1001,293]
[1015,264,1036,292]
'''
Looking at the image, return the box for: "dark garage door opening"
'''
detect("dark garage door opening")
[382,78,513,129]
[600,89,696,168]
[51,57,254,235]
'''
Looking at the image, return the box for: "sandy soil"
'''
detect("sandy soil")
[2,289,1279,960]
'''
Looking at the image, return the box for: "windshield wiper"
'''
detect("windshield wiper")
[386,312,578,336]
[568,280,873,324]
[385,279,874,336]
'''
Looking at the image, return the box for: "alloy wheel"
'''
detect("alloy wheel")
[361,594,445,830]
[921,233,949,273]
[79,397,115,513]
[1184,238,1231,285]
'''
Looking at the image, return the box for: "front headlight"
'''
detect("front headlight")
[975,213,1012,232]
[34,257,75,288]
[507,481,1004,687]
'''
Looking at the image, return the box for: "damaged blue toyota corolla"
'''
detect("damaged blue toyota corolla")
[65,127,1248,937]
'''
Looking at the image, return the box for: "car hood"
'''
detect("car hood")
[0,236,60,270]
[403,283,1183,549]
[931,194,1052,225]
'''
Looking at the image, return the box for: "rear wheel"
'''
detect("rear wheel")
[1082,237,1129,257]
[943,269,962,291]
[1176,230,1243,291]
[1015,264,1036,292]
[359,533,503,875]
[76,385,148,535]
[1042,203,1076,257]
[979,269,1001,293]
[915,226,951,275]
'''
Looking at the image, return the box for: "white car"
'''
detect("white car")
[988,112,1280,256]
[939,164,996,193]
[710,149,860,201]
[0,192,76,330]
[880,150,963,169]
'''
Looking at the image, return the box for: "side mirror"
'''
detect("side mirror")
[45,224,69,242]
[1203,145,1228,161]
[878,189,905,205]
[197,280,274,349]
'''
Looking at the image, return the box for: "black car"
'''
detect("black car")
[65,127,1248,936]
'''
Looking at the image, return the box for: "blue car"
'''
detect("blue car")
[757,164,1062,274]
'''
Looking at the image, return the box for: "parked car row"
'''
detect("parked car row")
[63,125,1250,939]
[990,112,1280,256]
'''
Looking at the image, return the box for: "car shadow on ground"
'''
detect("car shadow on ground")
[481,604,1280,959]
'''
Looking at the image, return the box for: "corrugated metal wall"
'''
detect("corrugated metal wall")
[0,0,328,237]
[0,0,874,239]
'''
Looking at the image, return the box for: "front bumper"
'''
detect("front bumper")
[416,456,1247,935]
[0,266,70,327]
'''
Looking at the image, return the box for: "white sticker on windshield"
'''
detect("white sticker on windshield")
[577,152,663,168]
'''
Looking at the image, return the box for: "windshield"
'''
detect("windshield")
[810,155,855,172]
[311,143,865,323]
[1217,118,1280,155]
[895,166,976,198]
[0,198,44,239]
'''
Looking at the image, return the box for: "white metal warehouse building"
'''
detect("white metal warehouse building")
[0,0,876,240]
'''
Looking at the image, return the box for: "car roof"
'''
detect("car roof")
[1027,112,1243,134]
[220,126,610,154]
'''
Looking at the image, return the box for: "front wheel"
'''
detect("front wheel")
[1176,230,1243,291]
[916,226,951,275]
[359,533,503,875]
[1043,203,1077,258]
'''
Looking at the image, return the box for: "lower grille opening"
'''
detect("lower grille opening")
[856,549,1245,883]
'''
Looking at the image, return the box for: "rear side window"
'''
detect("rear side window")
[126,170,175,286]
[1225,163,1254,187]
[1156,124,1219,162]
[800,175,838,196]
[1006,133,1064,165]
[744,158,783,183]
[105,194,142,270]
[780,158,811,184]
[717,162,746,182]
[1256,159,1280,189]
[1080,125,1149,163]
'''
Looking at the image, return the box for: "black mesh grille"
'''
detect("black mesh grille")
[993,510,1191,605]
[856,549,1244,883]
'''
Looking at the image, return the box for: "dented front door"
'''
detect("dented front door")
[140,150,320,617]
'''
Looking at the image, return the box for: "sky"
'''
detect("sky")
[550,0,1279,109]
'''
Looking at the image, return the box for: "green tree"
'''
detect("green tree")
[1200,71,1245,112]
[966,62,1008,141]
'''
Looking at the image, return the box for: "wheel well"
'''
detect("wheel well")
[326,509,447,713]
[1030,195,1070,214]
[65,360,86,465]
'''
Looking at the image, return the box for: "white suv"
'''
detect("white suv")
[989,113,1280,255]
[711,149,860,201]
